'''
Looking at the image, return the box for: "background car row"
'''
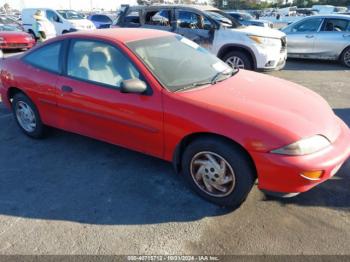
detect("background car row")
[1,4,349,69]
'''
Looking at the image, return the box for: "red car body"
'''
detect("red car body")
[0,29,349,196]
[0,31,35,50]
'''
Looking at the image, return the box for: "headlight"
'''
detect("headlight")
[271,135,331,156]
[0,36,5,42]
[248,35,280,47]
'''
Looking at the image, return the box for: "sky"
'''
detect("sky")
[1,0,138,11]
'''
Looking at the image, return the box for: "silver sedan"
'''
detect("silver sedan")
[282,14,350,67]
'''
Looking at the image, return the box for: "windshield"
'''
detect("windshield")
[57,10,84,20]
[204,10,241,28]
[0,17,17,24]
[127,35,234,92]
[0,24,21,31]
[241,13,253,20]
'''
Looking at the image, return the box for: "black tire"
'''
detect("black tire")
[181,137,256,208]
[12,92,45,138]
[340,46,350,68]
[222,51,253,70]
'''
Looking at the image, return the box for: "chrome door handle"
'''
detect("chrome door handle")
[305,35,314,38]
[343,34,350,37]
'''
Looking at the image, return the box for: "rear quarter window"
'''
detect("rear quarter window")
[23,41,62,73]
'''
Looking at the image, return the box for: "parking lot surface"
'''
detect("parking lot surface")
[0,53,349,255]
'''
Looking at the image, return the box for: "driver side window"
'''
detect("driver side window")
[46,10,60,22]
[292,18,323,33]
[67,40,140,89]
[178,11,200,29]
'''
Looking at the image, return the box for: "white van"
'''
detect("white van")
[22,8,95,38]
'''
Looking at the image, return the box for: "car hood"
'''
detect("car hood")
[0,31,31,40]
[234,25,285,38]
[177,70,341,144]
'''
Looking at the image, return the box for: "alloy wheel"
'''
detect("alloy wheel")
[344,49,350,67]
[225,56,245,69]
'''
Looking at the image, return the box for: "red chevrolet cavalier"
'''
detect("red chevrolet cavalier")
[0,29,349,207]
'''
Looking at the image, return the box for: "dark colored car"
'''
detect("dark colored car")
[88,14,113,29]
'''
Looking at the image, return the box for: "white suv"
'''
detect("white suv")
[113,5,287,71]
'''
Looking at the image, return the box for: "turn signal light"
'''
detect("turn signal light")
[300,171,324,181]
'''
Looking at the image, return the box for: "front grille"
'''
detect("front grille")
[280,37,287,53]
[4,43,29,48]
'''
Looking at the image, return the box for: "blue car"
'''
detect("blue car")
[88,14,112,29]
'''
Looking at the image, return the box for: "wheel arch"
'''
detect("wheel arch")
[339,45,350,62]
[7,86,25,104]
[217,44,257,70]
[172,132,257,177]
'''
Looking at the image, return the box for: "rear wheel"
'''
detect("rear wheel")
[12,93,45,138]
[223,51,253,70]
[340,46,350,68]
[181,137,256,208]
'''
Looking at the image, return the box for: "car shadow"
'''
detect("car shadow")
[0,118,230,225]
[334,108,350,126]
[284,58,348,71]
[264,108,350,209]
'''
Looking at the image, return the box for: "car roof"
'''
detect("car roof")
[303,14,350,19]
[56,28,174,43]
[128,4,219,12]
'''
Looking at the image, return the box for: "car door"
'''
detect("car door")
[46,10,63,34]
[56,39,164,158]
[21,40,63,127]
[142,8,175,33]
[286,17,324,57]
[174,9,214,50]
[314,18,350,59]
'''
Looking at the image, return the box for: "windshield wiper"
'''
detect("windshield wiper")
[174,81,212,93]
[174,69,239,93]
[211,68,239,85]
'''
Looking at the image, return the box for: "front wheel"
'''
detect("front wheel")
[12,93,46,138]
[222,51,253,70]
[340,46,350,68]
[181,137,256,208]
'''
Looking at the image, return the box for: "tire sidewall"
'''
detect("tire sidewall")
[341,47,350,68]
[182,138,255,208]
[12,93,44,138]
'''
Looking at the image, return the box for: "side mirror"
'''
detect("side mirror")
[120,79,147,94]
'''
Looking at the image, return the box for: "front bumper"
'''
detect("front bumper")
[0,41,35,50]
[251,117,350,194]
[254,44,287,71]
